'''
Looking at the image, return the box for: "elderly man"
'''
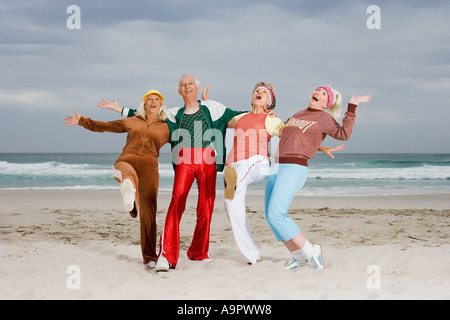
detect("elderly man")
[104,74,243,271]
[156,74,244,271]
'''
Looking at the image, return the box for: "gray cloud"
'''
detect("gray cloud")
[0,0,449,153]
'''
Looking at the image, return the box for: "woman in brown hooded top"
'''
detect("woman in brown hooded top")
[64,90,170,268]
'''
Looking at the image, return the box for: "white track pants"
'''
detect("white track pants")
[224,155,270,264]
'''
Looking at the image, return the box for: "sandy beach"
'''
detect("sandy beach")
[0,189,449,300]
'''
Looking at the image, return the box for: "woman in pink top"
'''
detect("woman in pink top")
[223,82,285,265]
[265,85,372,270]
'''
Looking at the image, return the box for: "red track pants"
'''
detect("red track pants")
[159,148,217,268]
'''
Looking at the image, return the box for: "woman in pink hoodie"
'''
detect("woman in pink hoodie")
[265,85,372,270]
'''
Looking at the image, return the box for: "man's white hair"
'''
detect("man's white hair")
[177,73,200,91]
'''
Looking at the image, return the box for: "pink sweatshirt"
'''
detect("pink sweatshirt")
[276,104,357,166]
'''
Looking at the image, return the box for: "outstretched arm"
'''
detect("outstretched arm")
[349,95,372,106]
[319,144,345,159]
[203,84,236,128]
[201,84,210,101]
[64,109,81,126]
[325,94,373,141]
[64,109,126,133]
[97,99,122,113]
[98,99,136,117]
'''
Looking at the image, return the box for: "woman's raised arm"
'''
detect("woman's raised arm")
[64,109,81,126]
[97,99,122,113]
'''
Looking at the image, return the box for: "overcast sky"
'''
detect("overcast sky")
[1,0,449,154]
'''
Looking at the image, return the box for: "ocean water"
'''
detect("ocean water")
[0,153,449,196]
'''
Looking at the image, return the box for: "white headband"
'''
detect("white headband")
[256,86,273,107]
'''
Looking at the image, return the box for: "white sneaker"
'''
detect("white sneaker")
[284,258,307,270]
[146,261,156,269]
[307,244,325,269]
[120,179,135,212]
[155,255,170,272]
[284,258,299,270]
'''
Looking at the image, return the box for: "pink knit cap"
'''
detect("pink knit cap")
[316,85,334,109]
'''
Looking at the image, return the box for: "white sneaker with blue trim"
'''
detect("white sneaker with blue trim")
[284,258,299,270]
[307,244,325,269]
